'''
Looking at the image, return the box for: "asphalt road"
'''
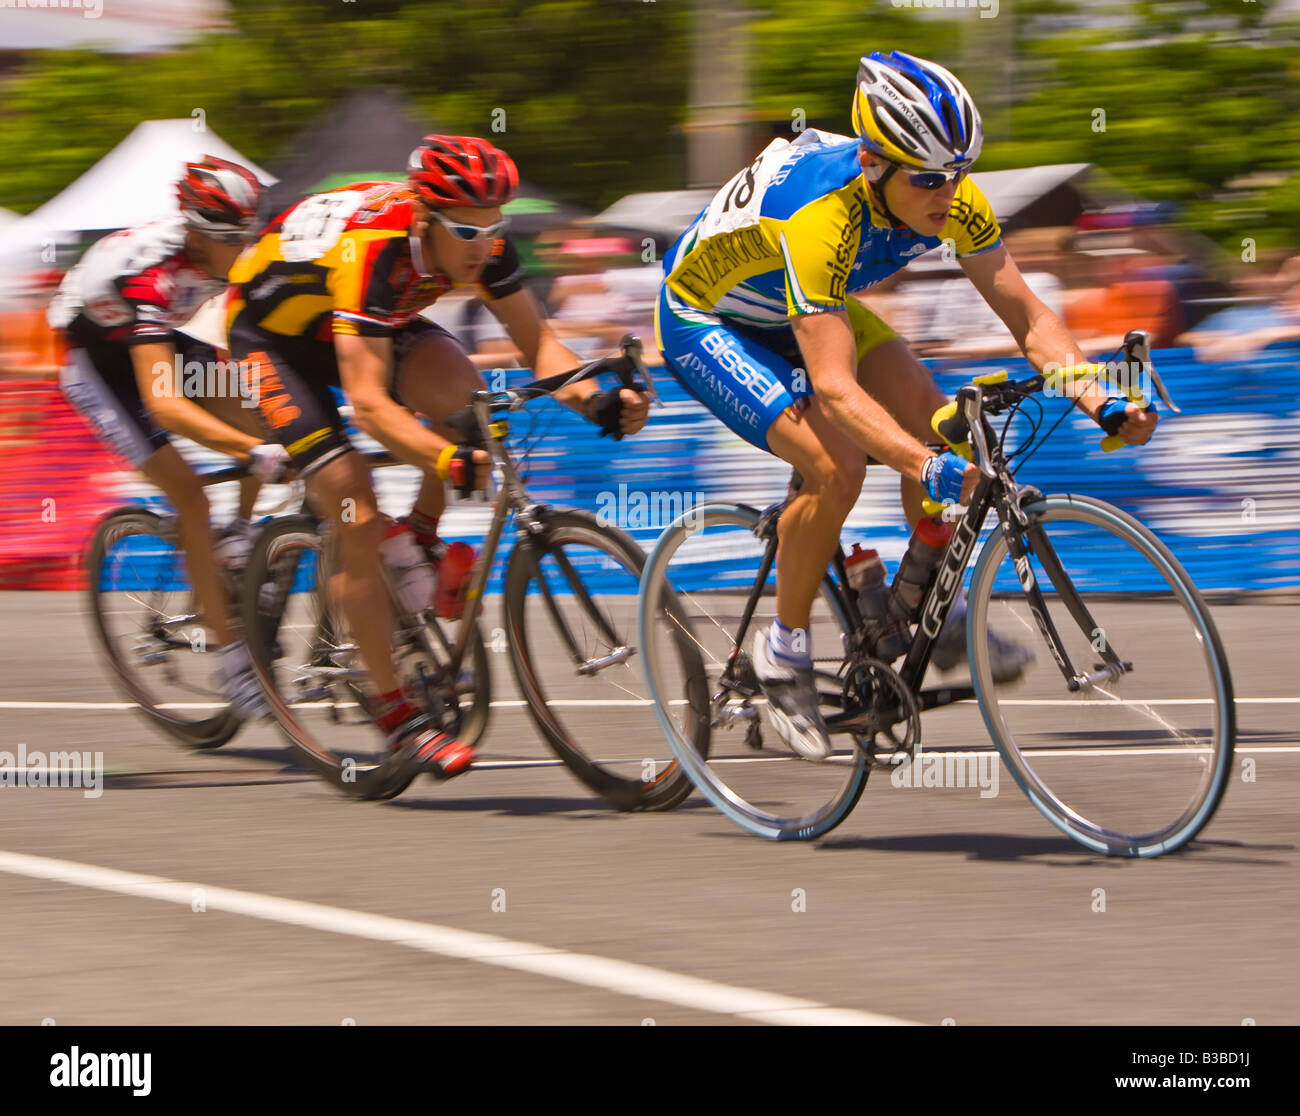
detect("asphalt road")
[0,590,1296,1026]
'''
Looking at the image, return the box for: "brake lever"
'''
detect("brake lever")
[964,388,997,479]
[1120,328,1179,414]
[619,333,663,408]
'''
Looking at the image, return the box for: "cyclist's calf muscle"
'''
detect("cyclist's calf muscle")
[305,450,403,696]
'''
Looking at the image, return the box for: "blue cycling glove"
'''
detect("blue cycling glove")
[922,451,969,505]
[1097,397,1130,426]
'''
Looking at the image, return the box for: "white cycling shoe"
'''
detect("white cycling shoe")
[213,640,272,721]
[751,627,833,762]
[930,592,1035,683]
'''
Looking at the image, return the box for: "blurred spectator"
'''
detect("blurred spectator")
[1176,254,1300,362]
[0,267,65,374]
[546,236,658,354]
[1065,246,1186,352]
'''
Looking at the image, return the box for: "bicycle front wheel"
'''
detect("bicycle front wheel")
[968,494,1235,857]
[504,508,699,810]
[638,503,869,841]
[87,506,239,749]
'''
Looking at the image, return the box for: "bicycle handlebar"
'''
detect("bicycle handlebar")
[444,334,659,445]
[919,328,1181,516]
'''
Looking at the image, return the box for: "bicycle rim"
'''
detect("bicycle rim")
[968,495,1235,857]
[638,503,869,840]
[88,507,238,748]
[505,509,699,810]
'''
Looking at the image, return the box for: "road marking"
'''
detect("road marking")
[0,850,915,1027]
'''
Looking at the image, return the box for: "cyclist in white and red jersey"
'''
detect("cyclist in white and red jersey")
[657,52,1158,760]
[50,155,279,720]
[226,135,649,776]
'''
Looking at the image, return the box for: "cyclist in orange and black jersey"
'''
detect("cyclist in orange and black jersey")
[226,135,650,774]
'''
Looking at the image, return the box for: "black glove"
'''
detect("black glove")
[585,385,646,440]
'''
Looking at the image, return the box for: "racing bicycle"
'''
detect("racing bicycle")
[636,330,1235,856]
[244,337,705,804]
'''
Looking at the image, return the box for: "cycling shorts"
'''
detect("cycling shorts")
[59,332,219,469]
[654,284,897,452]
[226,316,457,475]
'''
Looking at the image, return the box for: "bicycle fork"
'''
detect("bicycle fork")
[996,497,1133,693]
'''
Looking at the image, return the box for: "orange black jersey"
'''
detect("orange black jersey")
[227,181,523,345]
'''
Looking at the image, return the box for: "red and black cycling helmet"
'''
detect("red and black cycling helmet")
[406,135,519,208]
[176,155,261,239]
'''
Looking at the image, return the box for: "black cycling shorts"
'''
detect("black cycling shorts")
[59,332,220,469]
[227,316,458,475]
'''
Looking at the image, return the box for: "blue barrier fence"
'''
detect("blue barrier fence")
[98,343,1300,595]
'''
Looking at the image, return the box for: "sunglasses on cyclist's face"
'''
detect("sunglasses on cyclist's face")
[430,211,510,243]
[894,163,970,190]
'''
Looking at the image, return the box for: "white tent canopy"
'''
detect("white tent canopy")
[585,189,714,242]
[7,119,276,251]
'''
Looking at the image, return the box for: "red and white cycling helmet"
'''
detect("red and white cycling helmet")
[176,155,261,240]
[406,135,519,208]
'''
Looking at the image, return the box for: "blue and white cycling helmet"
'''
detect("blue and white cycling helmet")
[851,50,984,172]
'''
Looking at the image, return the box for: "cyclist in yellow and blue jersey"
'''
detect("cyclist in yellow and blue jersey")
[657,51,1158,760]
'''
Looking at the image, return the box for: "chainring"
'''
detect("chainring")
[840,655,922,769]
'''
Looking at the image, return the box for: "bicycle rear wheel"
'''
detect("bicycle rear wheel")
[87,506,239,749]
[968,494,1235,857]
[504,508,700,810]
[638,503,869,840]
[244,515,489,799]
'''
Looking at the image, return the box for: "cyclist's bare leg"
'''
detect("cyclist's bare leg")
[394,331,488,523]
[139,444,236,647]
[204,393,264,519]
[855,339,949,526]
[763,402,866,632]
[304,451,401,695]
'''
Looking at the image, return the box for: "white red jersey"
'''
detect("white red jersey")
[48,216,229,346]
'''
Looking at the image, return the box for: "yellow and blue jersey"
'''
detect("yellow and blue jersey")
[662,128,1002,328]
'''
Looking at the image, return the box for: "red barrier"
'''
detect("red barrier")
[0,380,130,590]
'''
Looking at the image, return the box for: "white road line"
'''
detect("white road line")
[0,850,915,1027]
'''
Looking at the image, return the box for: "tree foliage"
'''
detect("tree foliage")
[0,0,1295,249]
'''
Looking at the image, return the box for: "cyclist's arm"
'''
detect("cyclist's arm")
[960,245,1109,416]
[335,333,456,466]
[792,311,936,485]
[962,245,1157,444]
[486,288,595,409]
[486,288,648,433]
[130,341,262,459]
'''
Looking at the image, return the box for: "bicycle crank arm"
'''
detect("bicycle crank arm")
[916,685,975,711]
[574,645,634,675]
[825,706,907,735]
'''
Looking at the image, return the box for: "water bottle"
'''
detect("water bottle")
[379,520,435,615]
[889,515,954,623]
[435,541,476,620]
[843,544,909,661]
